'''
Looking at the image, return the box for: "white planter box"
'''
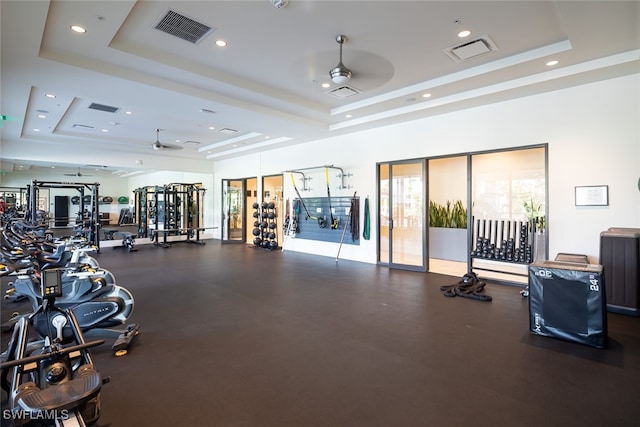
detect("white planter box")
[429,227,467,262]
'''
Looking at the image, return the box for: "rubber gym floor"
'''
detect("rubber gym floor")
[2,239,640,426]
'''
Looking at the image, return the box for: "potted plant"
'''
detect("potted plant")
[429,200,467,261]
[523,198,546,260]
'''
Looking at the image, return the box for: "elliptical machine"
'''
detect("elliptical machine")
[1,225,139,356]
[1,268,108,426]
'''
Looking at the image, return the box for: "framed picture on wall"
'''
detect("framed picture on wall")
[575,185,608,206]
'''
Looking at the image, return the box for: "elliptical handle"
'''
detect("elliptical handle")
[0,339,105,370]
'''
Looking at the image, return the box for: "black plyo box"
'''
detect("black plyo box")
[528,261,607,348]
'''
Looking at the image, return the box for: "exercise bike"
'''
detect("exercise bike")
[1,268,108,426]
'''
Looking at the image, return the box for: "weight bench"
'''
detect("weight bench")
[103,228,117,240]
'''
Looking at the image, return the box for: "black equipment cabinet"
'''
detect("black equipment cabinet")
[600,228,640,316]
[54,195,69,226]
[528,260,607,348]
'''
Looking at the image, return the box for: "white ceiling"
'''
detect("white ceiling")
[1,0,638,177]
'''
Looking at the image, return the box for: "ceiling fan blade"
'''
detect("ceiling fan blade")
[150,128,183,150]
[159,144,183,151]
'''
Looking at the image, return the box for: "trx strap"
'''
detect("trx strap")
[325,167,339,229]
[290,172,317,222]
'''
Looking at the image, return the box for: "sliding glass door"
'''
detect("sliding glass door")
[378,160,426,271]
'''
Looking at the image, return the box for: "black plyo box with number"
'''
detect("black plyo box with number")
[528,261,607,348]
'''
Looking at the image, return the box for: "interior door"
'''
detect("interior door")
[378,160,426,271]
[222,179,246,243]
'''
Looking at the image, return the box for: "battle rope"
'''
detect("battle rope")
[440,272,492,302]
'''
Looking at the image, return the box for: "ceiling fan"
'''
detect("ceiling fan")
[64,168,92,177]
[330,35,352,84]
[151,128,183,151]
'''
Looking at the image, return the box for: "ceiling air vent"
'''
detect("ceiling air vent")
[88,103,119,113]
[73,124,95,130]
[443,35,499,63]
[326,85,361,99]
[154,9,214,44]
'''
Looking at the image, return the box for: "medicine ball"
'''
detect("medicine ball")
[252,202,259,209]
[268,202,275,209]
[252,228,260,236]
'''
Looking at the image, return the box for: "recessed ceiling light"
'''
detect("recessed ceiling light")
[33,128,40,132]
[45,93,56,98]
[422,93,432,98]
[458,30,471,38]
[546,60,559,66]
[345,114,352,118]
[70,25,86,33]
[38,114,46,118]
[208,126,215,130]
[322,83,330,88]
[215,40,227,47]
[101,129,108,132]
[125,111,133,115]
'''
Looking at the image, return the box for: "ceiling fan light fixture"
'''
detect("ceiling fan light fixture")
[330,65,352,84]
[330,35,352,84]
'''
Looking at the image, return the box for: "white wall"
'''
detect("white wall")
[213,73,640,264]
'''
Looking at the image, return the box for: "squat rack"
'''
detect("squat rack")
[134,183,207,248]
[27,180,101,249]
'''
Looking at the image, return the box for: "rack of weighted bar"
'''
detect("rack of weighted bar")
[470,216,545,284]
